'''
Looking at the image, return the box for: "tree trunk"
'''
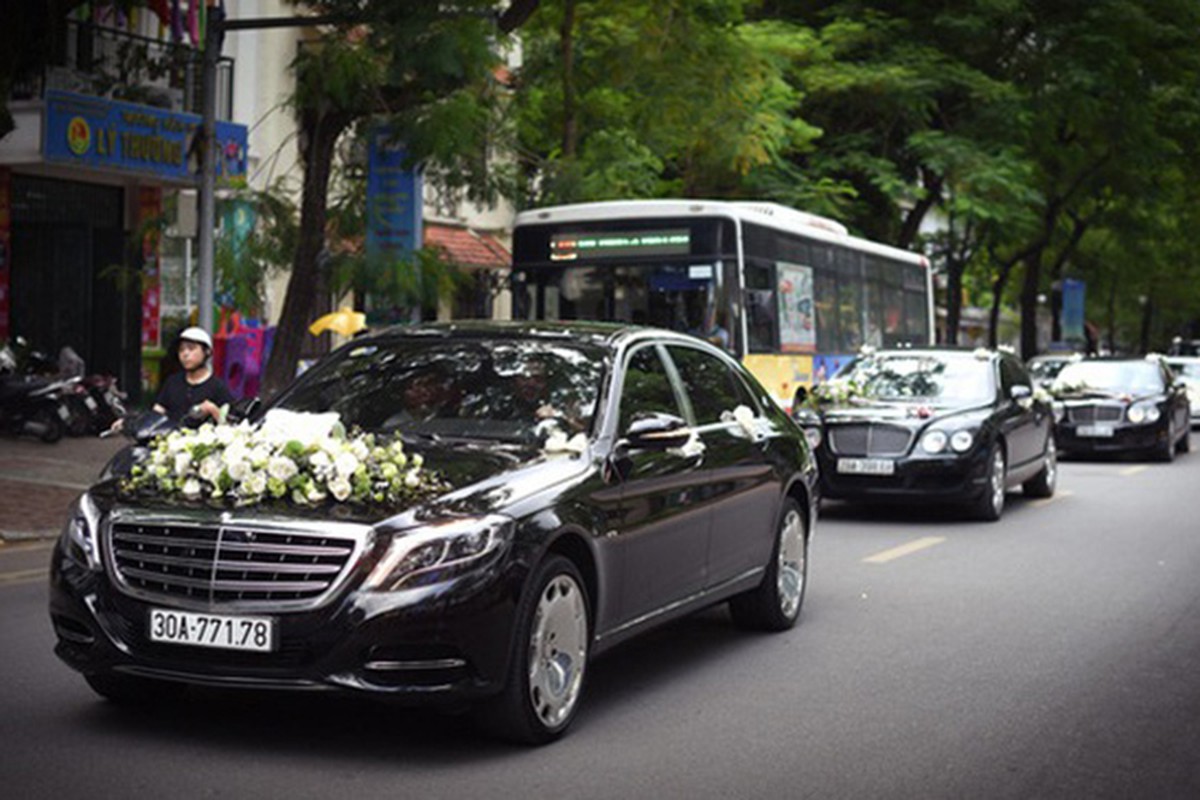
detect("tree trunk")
[560,0,578,159]
[945,261,963,345]
[1139,295,1153,355]
[1019,252,1042,360]
[260,110,349,400]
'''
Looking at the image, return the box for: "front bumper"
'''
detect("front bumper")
[49,541,521,703]
[1054,420,1170,455]
[815,448,991,503]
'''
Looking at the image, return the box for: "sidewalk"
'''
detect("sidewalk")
[0,435,125,542]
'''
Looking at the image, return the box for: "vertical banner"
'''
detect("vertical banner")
[366,126,423,269]
[139,187,163,348]
[777,262,816,353]
[1061,278,1086,343]
[0,168,10,341]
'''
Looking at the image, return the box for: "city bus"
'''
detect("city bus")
[509,199,934,410]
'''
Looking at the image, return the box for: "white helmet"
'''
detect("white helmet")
[179,326,213,350]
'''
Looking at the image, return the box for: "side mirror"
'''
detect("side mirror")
[621,412,692,451]
[229,396,262,423]
[1010,385,1033,401]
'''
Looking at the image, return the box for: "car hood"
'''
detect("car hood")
[821,400,991,423]
[91,441,593,529]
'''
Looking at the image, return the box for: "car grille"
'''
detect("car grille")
[109,521,359,606]
[829,423,913,456]
[1067,404,1124,423]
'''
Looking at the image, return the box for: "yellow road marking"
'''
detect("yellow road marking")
[0,568,49,586]
[1030,488,1074,508]
[864,536,946,564]
[1119,466,1149,477]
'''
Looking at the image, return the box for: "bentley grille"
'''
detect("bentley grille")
[109,522,358,605]
[1067,404,1124,424]
[829,424,913,456]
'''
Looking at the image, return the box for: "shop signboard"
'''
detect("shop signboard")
[43,90,248,185]
[366,127,423,266]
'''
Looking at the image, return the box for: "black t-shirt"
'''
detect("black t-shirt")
[155,371,235,424]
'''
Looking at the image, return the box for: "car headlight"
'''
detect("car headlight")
[920,430,948,453]
[62,492,102,571]
[950,430,975,453]
[364,514,513,592]
[802,427,822,450]
[1127,403,1161,424]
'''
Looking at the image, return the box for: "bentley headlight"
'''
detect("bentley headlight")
[1127,403,1160,424]
[364,514,513,592]
[802,427,822,450]
[920,430,948,454]
[62,492,102,571]
[950,430,975,453]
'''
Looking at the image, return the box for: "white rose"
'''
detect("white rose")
[242,470,267,497]
[167,434,189,454]
[305,483,328,504]
[267,456,299,482]
[174,453,193,476]
[182,478,202,500]
[199,456,222,483]
[334,452,359,479]
[411,453,424,468]
[227,460,250,483]
[404,470,421,488]
[328,477,352,502]
[215,425,236,446]
[194,426,217,447]
[249,446,271,468]
[350,440,370,460]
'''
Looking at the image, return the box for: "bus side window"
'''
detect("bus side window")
[743,261,776,353]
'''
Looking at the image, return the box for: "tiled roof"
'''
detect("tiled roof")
[424,223,510,269]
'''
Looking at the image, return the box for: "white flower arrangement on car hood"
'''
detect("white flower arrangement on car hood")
[121,410,445,507]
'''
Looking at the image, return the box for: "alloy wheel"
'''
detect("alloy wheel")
[776,508,806,620]
[528,573,588,731]
[989,448,1006,515]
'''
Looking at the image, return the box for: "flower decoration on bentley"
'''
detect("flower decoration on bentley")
[120,410,445,507]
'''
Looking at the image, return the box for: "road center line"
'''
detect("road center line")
[864,536,946,564]
[1119,466,1149,477]
[1031,488,1074,508]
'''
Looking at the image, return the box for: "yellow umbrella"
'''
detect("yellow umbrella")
[309,307,367,337]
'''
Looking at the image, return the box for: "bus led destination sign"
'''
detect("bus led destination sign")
[550,229,690,261]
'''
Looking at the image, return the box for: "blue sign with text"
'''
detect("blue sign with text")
[43,91,248,185]
[1061,278,1086,343]
[366,128,423,265]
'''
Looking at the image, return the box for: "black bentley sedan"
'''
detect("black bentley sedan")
[792,347,1057,521]
[49,322,817,743]
[1052,356,1191,460]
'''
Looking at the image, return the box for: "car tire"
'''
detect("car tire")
[475,555,590,745]
[84,673,185,706]
[1022,435,1057,499]
[729,498,807,632]
[1155,426,1177,462]
[970,444,1007,522]
[1177,426,1191,454]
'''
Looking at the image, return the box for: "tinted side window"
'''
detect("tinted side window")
[668,346,756,425]
[999,357,1030,394]
[619,346,682,430]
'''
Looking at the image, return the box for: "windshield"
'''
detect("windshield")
[1167,361,1200,380]
[829,353,996,404]
[1029,358,1072,381]
[1053,361,1163,395]
[273,337,608,443]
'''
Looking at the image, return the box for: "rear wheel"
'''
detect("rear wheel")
[475,555,590,744]
[1023,436,1057,499]
[33,407,63,443]
[970,445,1007,522]
[1176,426,1190,454]
[1155,426,1177,462]
[729,498,807,631]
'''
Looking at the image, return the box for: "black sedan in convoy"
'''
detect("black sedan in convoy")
[792,347,1057,521]
[49,322,818,743]
[1051,356,1191,461]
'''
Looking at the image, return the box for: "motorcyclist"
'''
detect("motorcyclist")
[153,327,234,425]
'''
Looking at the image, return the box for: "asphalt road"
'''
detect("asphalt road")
[3,452,1199,799]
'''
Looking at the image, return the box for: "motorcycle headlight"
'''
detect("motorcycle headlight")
[1128,403,1160,424]
[364,514,513,592]
[62,492,102,571]
[920,430,948,454]
[950,430,975,453]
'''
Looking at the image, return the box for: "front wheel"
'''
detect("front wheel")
[475,555,590,745]
[729,498,807,631]
[1176,426,1190,454]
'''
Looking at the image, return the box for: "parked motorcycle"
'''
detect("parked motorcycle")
[0,340,82,443]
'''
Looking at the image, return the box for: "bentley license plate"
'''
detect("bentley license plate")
[837,458,895,476]
[1076,425,1114,438]
[149,608,275,652]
